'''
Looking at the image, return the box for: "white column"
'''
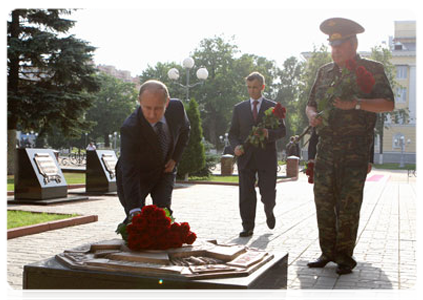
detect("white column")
[408,65,418,124]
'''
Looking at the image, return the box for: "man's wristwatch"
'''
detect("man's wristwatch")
[355,98,362,110]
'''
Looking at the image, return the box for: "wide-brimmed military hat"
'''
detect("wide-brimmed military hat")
[320,18,365,46]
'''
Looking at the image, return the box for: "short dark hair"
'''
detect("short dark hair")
[138,80,170,102]
[245,72,265,86]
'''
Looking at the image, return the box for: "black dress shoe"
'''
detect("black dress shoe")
[239,229,254,237]
[336,264,353,275]
[266,211,276,229]
[307,257,331,268]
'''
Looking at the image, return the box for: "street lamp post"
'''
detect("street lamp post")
[113,132,117,151]
[396,136,411,168]
[167,57,208,101]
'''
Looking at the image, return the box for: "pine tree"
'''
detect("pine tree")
[7,9,99,174]
[177,99,206,180]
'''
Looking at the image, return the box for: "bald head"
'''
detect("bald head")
[138,80,170,104]
[138,80,170,124]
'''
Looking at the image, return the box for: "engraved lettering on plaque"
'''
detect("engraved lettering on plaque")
[101,154,117,179]
[33,153,62,184]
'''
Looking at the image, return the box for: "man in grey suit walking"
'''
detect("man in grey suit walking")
[228,72,286,237]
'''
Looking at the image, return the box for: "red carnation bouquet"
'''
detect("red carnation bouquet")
[115,205,197,251]
[245,102,286,148]
[305,161,314,184]
[317,58,376,127]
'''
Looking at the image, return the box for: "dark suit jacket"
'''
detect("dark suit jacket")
[228,98,286,170]
[116,99,190,212]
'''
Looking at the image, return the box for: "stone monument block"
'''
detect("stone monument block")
[286,156,299,178]
[86,150,117,193]
[14,148,67,200]
[23,239,288,289]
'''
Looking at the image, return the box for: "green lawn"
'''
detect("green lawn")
[7,210,78,229]
[373,163,416,170]
[187,175,239,183]
[7,172,85,191]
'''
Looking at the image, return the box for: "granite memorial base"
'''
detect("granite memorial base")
[13,148,88,204]
[24,239,288,289]
[85,150,117,194]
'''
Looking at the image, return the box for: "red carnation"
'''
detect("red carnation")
[272,103,286,119]
[305,162,314,184]
[121,205,197,251]
[141,205,157,216]
[355,66,375,94]
[345,59,357,71]
[185,232,197,244]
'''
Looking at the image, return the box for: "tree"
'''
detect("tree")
[370,45,408,163]
[7,9,99,174]
[177,98,206,180]
[86,72,138,147]
[297,45,332,134]
[274,56,305,148]
[190,35,279,146]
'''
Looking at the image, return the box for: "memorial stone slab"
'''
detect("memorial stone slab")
[23,239,288,289]
[12,148,89,204]
[14,148,67,200]
[86,150,117,193]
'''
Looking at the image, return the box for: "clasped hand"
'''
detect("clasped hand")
[164,159,176,173]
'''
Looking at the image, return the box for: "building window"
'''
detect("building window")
[396,65,407,79]
[395,87,407,103]
[393,133,404,149]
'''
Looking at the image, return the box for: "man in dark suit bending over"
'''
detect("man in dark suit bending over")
[116,80,190,222]
[228,72,286,237]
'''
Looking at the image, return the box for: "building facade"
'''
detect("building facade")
[374,21,416,165]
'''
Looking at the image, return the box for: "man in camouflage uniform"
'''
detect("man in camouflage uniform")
[305,18,395,275]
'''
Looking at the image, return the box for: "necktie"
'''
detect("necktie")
[155,122,168,162]
[253,100,259,122]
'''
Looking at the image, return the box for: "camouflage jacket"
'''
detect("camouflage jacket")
[307,55,394,139]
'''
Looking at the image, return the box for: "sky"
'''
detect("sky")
[62,1,418,77]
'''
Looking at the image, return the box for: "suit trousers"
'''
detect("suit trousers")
[238,157,277,231]
[117,167,175,216]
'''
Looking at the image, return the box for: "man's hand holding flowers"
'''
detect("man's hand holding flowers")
[315,58,376,126]
[243,103,286,149]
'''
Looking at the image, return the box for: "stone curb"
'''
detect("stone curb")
[8,177,298,196]
[176,176,298,186]
[7,184,89,196]
[7,214,98,240]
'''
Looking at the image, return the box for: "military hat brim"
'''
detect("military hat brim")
[320,18,364,45]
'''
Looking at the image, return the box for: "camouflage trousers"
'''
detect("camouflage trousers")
[313,135,371,268]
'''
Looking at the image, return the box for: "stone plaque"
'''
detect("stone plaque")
[86,150,117,193]
[101,154,117,179]
[33,153,62,184]
[14,148,68,200]
[24,239,288,289]
[55,239,275,280]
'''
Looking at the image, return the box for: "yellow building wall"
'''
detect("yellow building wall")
[383,125,416,153]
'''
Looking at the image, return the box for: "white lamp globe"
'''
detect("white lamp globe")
[167,68,179,80]
[182,57,195,69]
[196,67,209,80]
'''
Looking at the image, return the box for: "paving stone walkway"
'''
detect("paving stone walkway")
[6,169,417,292]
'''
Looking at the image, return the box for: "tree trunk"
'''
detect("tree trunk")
[105,133,110,148]
[7,130,17,175]
[7,11,21,175]
[378,116,385,165]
